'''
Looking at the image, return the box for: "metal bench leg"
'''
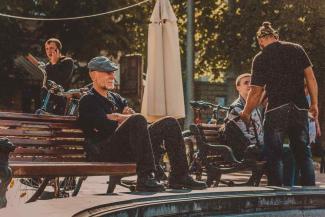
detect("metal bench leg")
[72,176,87,197]
[26,177,51,203]
[253,165,265,186]
[53,177,61,198]
[214,171,222,187]
[106,176,136,193]
[107,176,121,194]
[0,166,12,208]
[206,165,220,187]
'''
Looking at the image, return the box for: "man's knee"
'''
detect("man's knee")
[160,116,179,127]
[128,114,147,126]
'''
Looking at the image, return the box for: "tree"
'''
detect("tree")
[0,0,153,62]
[0,0,324,144]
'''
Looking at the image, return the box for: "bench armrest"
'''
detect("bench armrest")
[189,124,240,164]
[201,142,240,164]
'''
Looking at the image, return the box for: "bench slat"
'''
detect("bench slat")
[6,138,84,147]
[0,120,79,129]
[0,112,137,183]
[0,129,84,138]
[10,162,136,177]
[9,157,86,162]
[199,123,219,129]
[11,147,85,156]
[202,129,219,136]
[0,112,77,122]
[204,136,220,143]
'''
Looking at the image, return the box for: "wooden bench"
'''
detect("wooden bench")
[188,123,265,187]
[0,112,136,205]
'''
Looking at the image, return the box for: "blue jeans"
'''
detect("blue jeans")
[264,103,315,186]
[283,144,296,186]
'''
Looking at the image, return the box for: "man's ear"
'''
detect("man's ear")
[89,71,96,82]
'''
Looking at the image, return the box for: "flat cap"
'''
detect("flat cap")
[88,56,118,72]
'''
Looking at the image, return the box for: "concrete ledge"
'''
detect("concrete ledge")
[73,187,325,217]
[3,186,325,217]
[221,209,325,217]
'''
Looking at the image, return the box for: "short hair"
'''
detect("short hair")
[256,21,279,39]
[235,73,251,86]
[45,38,62,51]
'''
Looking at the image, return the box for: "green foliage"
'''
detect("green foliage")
[0,0,153,62]
[0,0,323,81]
[224,0,324,78]
[173,0,324,82]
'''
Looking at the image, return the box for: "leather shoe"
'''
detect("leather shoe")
[169,175,207,190]
[136,173,165,192]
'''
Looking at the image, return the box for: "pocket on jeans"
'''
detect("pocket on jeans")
[264,106,289,130]
[291,107,308,127]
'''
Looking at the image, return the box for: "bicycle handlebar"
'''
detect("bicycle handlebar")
[190,100,229,111]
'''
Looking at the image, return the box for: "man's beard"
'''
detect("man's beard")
[101,82,114,90]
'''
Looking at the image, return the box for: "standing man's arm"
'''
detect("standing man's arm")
[240,86,264,123]
[304,66,318,118]
[240,54,266,123]
[304,66,321,136]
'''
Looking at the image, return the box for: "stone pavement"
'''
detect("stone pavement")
[0,167,324,217]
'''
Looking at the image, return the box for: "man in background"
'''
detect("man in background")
[44,38,74,90]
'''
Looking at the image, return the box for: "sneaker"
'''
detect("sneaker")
[136,173,165,192]
[169,175,207,190]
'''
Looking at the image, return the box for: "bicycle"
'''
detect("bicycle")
[183,100,265,187]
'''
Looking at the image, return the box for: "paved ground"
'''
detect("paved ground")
[1,163,324,217]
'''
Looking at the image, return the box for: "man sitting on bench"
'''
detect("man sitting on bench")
[227,73,264,160]
[78,56,207,192]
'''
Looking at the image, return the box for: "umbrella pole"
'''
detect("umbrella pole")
[184,0,195,129]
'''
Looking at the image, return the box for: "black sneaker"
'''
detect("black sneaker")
[136,173,165,192]
[169,175,207,190]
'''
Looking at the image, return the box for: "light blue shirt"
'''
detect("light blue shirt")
[306,95,316,143]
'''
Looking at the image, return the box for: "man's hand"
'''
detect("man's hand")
[106,113,130,124]
[241,85,264,123]
[122,106,135,114]
[309,104,319,120]
[239,111,251,125]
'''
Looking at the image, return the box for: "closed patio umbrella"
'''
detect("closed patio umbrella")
[141,0,185,122]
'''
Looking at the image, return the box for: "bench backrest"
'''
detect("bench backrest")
[0,112,86,162]
[190,123,222,145]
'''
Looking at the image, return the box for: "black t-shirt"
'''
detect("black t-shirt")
[45,56,74,90]
[78,88,128,140]
[251,41,312,110]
